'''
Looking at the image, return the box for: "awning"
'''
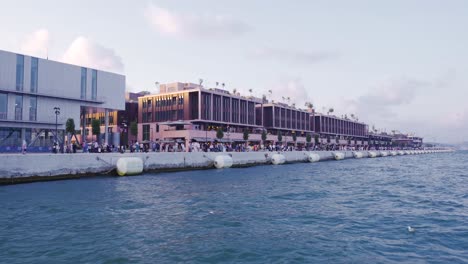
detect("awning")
[158,120,192,126]
[191,137,212,142]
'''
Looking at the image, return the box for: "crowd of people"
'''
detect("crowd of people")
[47,139,424,154]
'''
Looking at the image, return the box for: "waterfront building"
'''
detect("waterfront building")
[256,102,313,145]
[368,132,393,149]
[138,82,271,145]
[0,49,125,152]
[392,134,423,148]
[313,113,369,146]
[82,91,144,146]
[137,82,425,150]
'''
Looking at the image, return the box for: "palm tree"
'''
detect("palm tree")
[287,97,290,105]
[222,83,225,89]
[268,89,272,99]
[199,78,204,86]
[282,96,285,103]
[327,108,334,115]
[233,88,237,95]
[248,88,253,97]
[216,82,219,87]
[305,102,313,112]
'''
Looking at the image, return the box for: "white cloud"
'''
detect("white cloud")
[265,78,312,109]
[20,29,50,58]
[250,47,338,65]
[343,78,426,120]
[61,37,124,74]
[144,3,250,38]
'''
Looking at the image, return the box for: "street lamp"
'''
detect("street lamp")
[54,107,60,153]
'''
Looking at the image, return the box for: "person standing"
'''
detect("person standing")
[22,140,27,154]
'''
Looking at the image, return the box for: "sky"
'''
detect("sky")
[1,0,467,143]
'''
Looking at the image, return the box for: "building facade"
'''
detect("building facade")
[313,114,369,146]
[0,49,125,152]
[83,91,143,146]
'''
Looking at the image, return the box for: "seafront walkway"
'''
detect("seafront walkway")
[0,150,450,184]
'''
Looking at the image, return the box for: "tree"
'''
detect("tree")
[233,88,237,95]
[327,107,334,115]
[91,119,101,142]
[292,132,297,143]
[277,131,282,143]
[130,121,138,137]
[66,118,79,145]
[216,127,224,140]
[248,88,253,97]
[306,133,312,145]
[305,102,314,111]
[314,134,320,145]
[215,81,219,87]
[261,130,267,142]
[243,129,249,141]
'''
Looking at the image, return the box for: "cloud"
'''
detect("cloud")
[250,47,338,65]
[144,3,250,38]
[265,78,312,109]
[61,37,124,74]
[343,78,426,120]
[20,29,50,58]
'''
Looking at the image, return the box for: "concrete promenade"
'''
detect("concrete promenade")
[0,150,441,184]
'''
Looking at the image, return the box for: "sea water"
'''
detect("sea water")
[1,151,467,263]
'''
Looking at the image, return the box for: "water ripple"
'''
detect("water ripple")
[1,151,468,263]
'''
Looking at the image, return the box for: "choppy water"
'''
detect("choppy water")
[1,151,468,263]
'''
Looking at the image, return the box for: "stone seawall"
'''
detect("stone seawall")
[0,150,446,184]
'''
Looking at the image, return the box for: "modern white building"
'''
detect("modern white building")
[0,49,125,152]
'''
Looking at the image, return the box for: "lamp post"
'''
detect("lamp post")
[54,107,60,153]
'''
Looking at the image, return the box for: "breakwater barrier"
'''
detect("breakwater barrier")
[0,150,453,184]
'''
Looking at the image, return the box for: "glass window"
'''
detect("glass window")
[15,95,23,120]
[0,93,7,119]
[81,68,87,99]
[29,96,37,121]
[91,69,97,100]
[143,124,150,141]
[30,57,39,93]
[16,54,24,91]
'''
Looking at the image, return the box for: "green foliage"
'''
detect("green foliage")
[91,119,101,137]
[243,129,249,141]
[261,130,267,141]
[306,133,312,143]
[216,127,224,140]
[130,121,138,136]
[314,134,319,144]
[66,118,75,134]
[277,131,282,142]
[292,133,297,142]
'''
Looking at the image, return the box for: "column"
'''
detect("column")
[104,109,109,145]
[198,91,202,120]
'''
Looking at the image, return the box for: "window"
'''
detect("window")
[81,68,87,99]
[15,95,23,120]
[0,93,7,119]
[29,96,37,121]
[16,55,24,91]
[91,69,97,100]
[143,124,150,141]
[30,57,39,93]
